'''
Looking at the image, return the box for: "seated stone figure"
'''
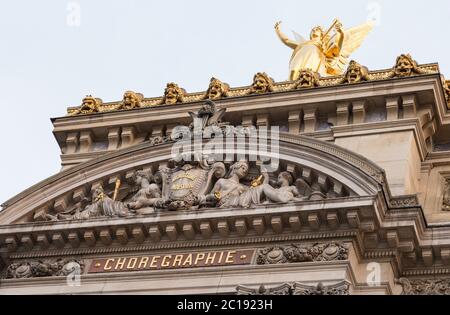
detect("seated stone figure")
[262,171,307,203]
[58,186,130,220]
[125,170,162,211]
[203,161,264,209]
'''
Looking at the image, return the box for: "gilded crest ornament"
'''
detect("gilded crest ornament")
[444,80,450,108]
[116,91,144,110]
[295,69,320,88]
[205,77,230,100]
[275,18,373,79]
[393,54,425,77]
[250,72,275,94]
[71,95,103,115]
[162,82,186,105]
[342,60,369,84]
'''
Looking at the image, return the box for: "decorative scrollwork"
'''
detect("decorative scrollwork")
[6,259,84,279]
[256,242,349,265]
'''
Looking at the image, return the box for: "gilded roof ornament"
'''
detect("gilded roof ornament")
[393,54,426,78]
[295,69,321,88]
[205,77,230,100]
[116,91,144,110]
[342,60,370,84]
[162,83,186,105]
[275,18,373,79]
[444,80,450,109]
[70,95,103,116]
[250,72,275,94]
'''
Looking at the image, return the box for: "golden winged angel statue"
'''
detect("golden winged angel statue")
[275,19,373,79]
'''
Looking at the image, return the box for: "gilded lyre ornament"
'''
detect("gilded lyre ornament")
[205,77,230,100]
[250,72,275,94]
[342,60,369,84]
[275,19,373,79]
[162,83,186,105]
[71,95,103,115]
[116,91,143,110]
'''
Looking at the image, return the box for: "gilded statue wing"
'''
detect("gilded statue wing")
[340,21,374,57]
[292,31,306,45]
[325,21,374,74]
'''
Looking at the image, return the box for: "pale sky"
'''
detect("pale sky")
[1,0,449,206]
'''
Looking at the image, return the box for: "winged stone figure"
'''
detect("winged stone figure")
[275,19,373,79]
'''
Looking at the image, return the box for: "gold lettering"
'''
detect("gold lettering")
[173,173,196,181]
[104,259,114,271]
[171,184,194,191]
[173,255,183,267]
[182,254,193,266]
[194,253,205,265]
[150,256,161,268]
[161,255,172,267]
[205,252,217,265]
[138,257,149,269]
[127,258,138,269]
[115,258,127,270]
[218,251,224,264]
[225,251,236,264]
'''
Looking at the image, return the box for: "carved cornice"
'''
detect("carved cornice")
[66,57,439,116]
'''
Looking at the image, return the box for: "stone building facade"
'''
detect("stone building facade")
[1,55,450,295]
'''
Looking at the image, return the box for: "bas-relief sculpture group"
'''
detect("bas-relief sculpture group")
[44,158,330,222]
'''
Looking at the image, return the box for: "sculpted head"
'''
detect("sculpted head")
[251,72,274,94]
[310,26,324,41]
[206,77,229,100]
[343,60,369,84]
[278,172,294,187]
[229,161,249,179]
[121,91,143,109]
[394,54,418,77]
[79,95,102,113]
[163,83,186,105]
[296,69,319,88]
[133,169,154,185]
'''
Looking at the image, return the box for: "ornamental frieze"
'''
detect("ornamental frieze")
[36,104,351,222]
[256,242,348,265]
[236,281,350,295]
[3,243,348,278]
[6,259,84,279]
[66,54,439,116]
[397,278,450,295]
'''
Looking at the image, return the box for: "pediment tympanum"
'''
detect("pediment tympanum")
[0,103,386,226]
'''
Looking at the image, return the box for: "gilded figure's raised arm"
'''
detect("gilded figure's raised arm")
[275,21,298,50]
[325,22,345,57]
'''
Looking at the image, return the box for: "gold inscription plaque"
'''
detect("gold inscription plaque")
[88,249,255,274]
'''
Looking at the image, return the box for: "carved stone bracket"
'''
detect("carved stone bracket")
[256,242,348,265]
